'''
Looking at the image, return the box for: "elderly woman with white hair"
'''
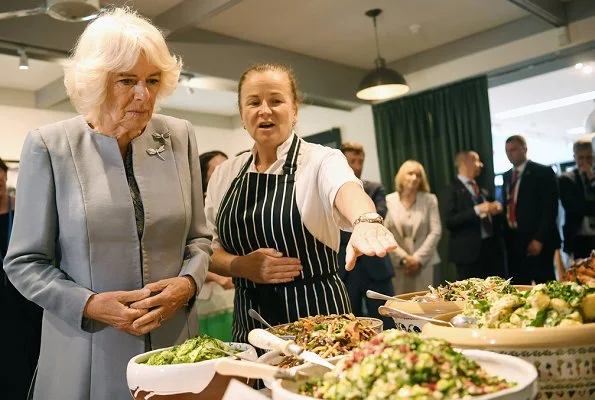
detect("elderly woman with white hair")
[3,8,211,400]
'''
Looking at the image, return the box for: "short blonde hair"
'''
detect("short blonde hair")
[394,160,430,193]
[64,7,182,119]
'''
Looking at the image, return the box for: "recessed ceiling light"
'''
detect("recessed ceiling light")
[567,126,586,135]
[494,91,595,119]
[575,62,584,69]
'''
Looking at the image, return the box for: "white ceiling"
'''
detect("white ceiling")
[489,63,595,172]
[490,64,595,140]
[0,53,64,91]
[200,0,528,69]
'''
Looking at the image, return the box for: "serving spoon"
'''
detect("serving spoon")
[366,290,439,303]
[215,358,311,382]
[248,308,295,340]
[378,305,477,328]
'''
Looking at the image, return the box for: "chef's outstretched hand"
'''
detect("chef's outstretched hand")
[345,222,398,271]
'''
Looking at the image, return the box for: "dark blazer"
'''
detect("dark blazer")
[559,168,595,253]
[444,178,502,264]
[338,180,393,281]
[503,160,561,247]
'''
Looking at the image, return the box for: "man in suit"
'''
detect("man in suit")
[338,142,394,328]
[559,140,595,259]
[503,135,560,284]
[444,151,506,280]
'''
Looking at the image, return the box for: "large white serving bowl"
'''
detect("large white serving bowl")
[127,342,257,399]
[271,349,538,400]
[423,313,595,400]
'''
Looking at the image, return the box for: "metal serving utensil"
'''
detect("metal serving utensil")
[248,308,295,340]
[248,329,335,370]
[366,290,439,303]
[379,305,477,328]
[215,358,311,382]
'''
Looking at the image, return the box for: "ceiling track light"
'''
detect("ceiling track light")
[17,47,29,70]
[356,8,409,101]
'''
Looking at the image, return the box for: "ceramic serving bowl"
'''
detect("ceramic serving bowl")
[266,316,383,339]
[383,285,533,333]
[126,342,257,399]
[422,312,595,400]
[270,349,538,400]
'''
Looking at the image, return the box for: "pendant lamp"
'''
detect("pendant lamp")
[356,9,409,101]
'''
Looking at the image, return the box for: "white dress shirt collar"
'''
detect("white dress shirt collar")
[250,132,295,161]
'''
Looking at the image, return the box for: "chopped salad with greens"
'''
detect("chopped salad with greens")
[140,334,236,365]
[427,276,516,302]
[463,281,595,328]
[299,330,514,399]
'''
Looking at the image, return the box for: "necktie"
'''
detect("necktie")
[470,180,493,236]
[470,180,480,199]
[508,169,519,227]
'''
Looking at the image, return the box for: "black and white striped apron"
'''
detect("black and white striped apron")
[216,135,351,343]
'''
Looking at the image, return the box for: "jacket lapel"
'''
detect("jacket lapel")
[63,116,142,291]
[410,193,426,239]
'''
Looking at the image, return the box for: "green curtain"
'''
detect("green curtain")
[372,75,494,283]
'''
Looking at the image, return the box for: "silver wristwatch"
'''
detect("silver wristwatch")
[352,212,383,226]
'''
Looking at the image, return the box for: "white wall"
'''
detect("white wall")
[0,104,381,182]
[0,105,77,160]
[296,104,381,182]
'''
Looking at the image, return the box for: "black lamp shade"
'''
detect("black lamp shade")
[356,67,409,101]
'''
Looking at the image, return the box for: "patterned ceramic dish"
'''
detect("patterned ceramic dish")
[126,342,257,400]
[383,286,534,333]
[422,312,595,400]
[271,349,538,400]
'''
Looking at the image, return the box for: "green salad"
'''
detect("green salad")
[299,330,514,400]
[141,334,235,365]
[463,281,595,328]
[427,276,516,302]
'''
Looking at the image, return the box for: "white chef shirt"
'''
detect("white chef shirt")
[204,133,361,252]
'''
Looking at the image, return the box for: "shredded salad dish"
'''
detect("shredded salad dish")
[463,281,595,328]
[299,330,515,399]
[426,277,516,302]
[140,334,236,365]
[271,313,377,368]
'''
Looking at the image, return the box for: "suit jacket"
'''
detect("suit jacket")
[338,180,393,281]
[3,114,212,400]
[503,160,561,248]
[559,168,595,253]
[444,179,503,264]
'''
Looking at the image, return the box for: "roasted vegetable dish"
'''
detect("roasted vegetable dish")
[299,330,515,399]
[563,250,595,285]
[463,281,595,328]
[426,276,516,302]
[141,334,235,365]
[271,313,378,368]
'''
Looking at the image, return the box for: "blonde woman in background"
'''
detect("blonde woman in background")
[385,161,441,294]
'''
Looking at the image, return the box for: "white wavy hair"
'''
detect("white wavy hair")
[64,7,182,120]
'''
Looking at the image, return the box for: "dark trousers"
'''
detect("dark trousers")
[571,235,595,259]
[456,236,506,280]
[342,273,395,329]
[505,230,556,284]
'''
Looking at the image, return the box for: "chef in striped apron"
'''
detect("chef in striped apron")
[205,63,398,343]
